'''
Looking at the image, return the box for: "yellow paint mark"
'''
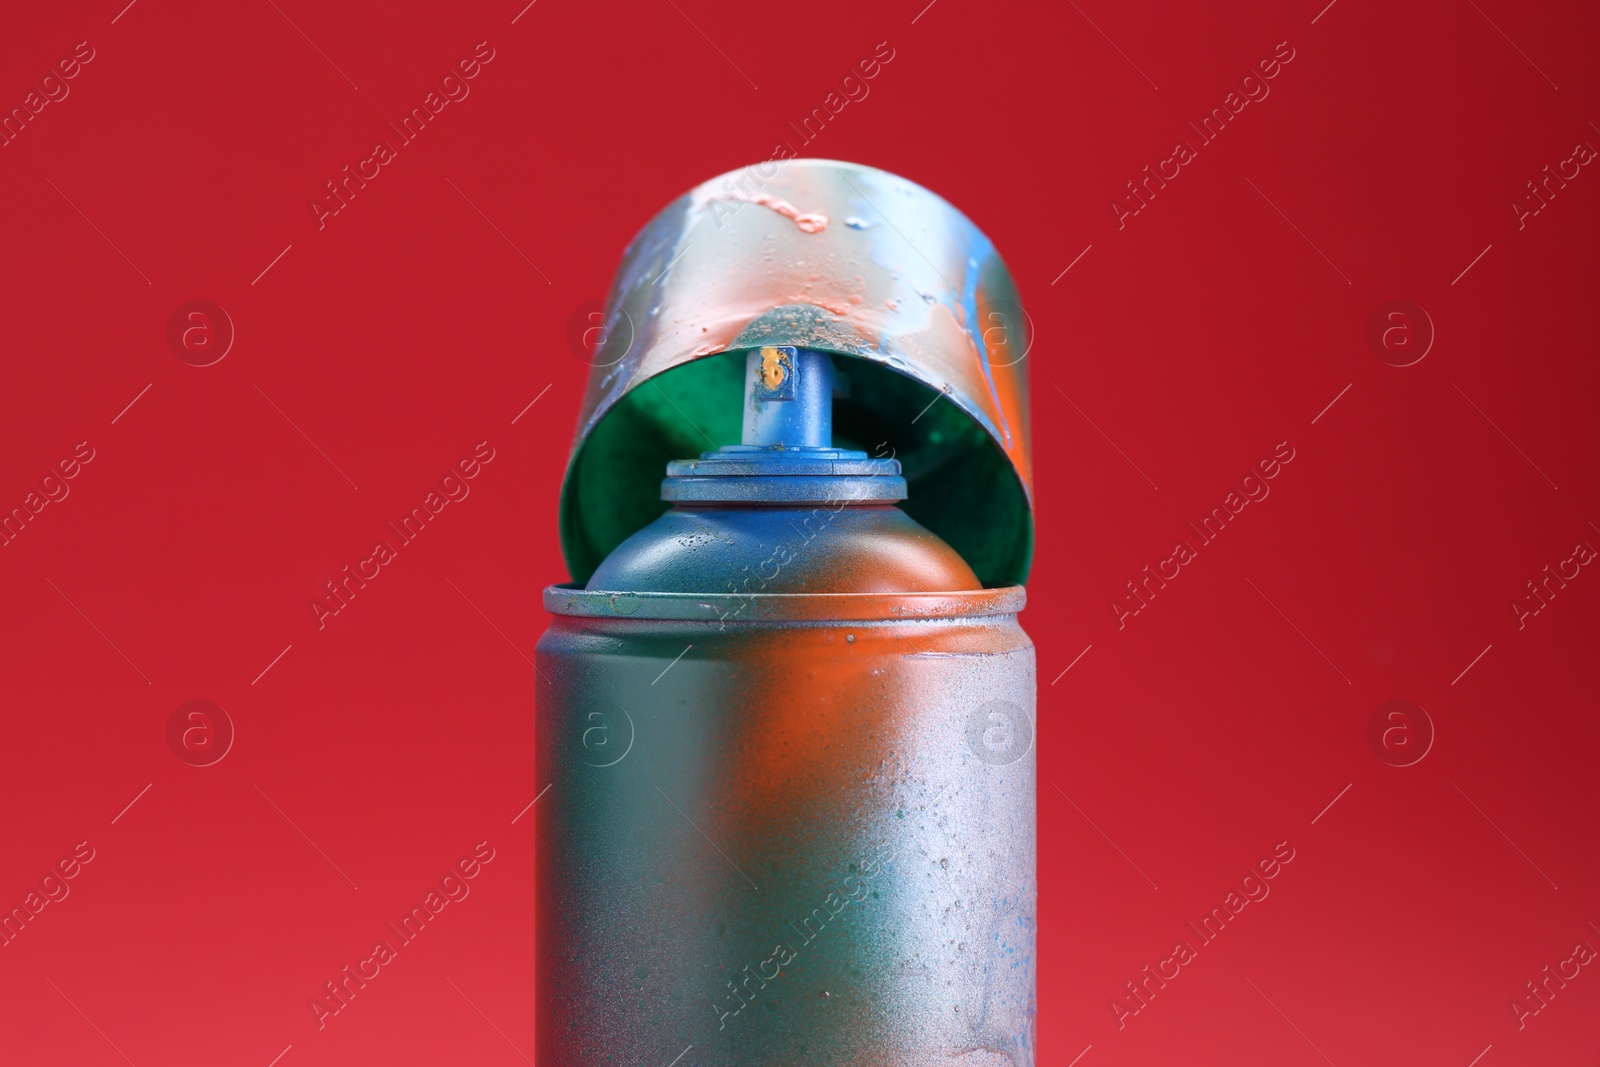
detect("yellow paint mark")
[759,347,790,391]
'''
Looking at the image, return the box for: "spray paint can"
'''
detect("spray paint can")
[539,160,1036,1066]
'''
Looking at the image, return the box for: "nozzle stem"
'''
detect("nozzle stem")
[741,347,833,448]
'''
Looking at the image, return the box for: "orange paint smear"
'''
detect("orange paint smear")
[724,192,829,234]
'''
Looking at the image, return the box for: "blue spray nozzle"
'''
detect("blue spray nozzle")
[742,347,834,448]
[659,347,902,504]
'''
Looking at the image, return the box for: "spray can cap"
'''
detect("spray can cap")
[558,160,1033,587]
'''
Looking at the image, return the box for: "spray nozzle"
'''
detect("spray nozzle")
[658,346,902,505]
[742,347,834,449]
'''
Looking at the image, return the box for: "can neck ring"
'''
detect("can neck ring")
[544,583,1026,621]
[660,446,905,504]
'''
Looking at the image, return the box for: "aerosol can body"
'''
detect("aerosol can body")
[538,161,1037,1066]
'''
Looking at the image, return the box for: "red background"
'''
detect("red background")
[2,0,1597,1063]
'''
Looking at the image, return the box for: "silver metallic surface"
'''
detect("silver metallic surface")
[536,589,1037,1066]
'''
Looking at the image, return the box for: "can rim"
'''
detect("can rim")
[543,584,1026,622]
